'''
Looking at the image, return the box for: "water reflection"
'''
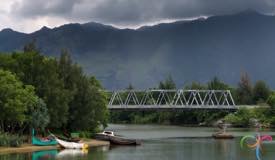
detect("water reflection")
[0,154,29,160]
[32,150,57,160]
[56,149,88,159]
[1,125,275,160]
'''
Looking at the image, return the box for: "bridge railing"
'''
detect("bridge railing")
[107,89,236,109]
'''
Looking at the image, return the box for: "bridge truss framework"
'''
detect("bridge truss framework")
[107,90,236,110]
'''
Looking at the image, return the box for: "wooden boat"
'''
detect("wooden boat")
[109,136,141,145]
[213,122,234,139]
[212,132,234,139]
[55,134,80,143]
[32,136,57,146]
[32,129,57,146]
[48,130,80,142]
[55,137,89,149]
[95,131,115,141]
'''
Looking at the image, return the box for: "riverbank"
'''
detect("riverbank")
[0,139,109,155]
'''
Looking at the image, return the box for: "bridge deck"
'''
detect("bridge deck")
[108,105,265,111]
[108,105,237,111]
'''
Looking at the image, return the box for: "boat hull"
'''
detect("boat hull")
[55,138,88,149]
[94,134,111,141]
[109,136,141,145]
[212,133,234,139]
[32,137,57,146]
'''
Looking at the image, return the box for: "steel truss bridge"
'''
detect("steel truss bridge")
[107,89,236,111]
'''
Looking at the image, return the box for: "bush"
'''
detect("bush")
[79,131,93,138]
[0,132,23,147]
[0,133,9,146]
[224,108,252,127]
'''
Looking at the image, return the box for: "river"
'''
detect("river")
[1,124,275,160]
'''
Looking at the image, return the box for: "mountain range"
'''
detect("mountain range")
[1,10,275,89]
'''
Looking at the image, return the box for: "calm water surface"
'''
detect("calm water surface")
[1,124,275,160]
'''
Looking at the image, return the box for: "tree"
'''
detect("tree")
[68,76,108,132]
[224,108,252,127]
[31,99,50,131]
[267,93,275,115]
[126,83,134,90]
[0,50,72,129]
[267,93,275,108]
[159,75,176,89]
[236,72,253,105]
[58,50,79,93]
[0,69,39,133]
[253,80,271,104]
[0,49,109,133]
[184,82,207,90]
[12,51,71,128]
[57,51,109,132]
[207,77,229,90]
[23,40,39,53]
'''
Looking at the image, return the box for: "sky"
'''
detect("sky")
[1,0,275,33]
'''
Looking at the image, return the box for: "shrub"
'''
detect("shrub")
[79,131,92,138]
[0,132,23,147]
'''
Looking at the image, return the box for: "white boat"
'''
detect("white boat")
[55,137,88,149]
[95,131,115,141]
[101,131,115,136]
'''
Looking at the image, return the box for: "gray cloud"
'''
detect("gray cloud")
[12,0,82,17]
[11,0,275,28]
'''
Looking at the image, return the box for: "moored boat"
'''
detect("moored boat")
[55,137,89,149]
[212,132,234,139]
[55,134,80,143]
[109,136,141,145]
[32,136,58,146]
[95,131,115,141]
[213,121,233,139]
[48,130,80,142]
[32,129,57,146]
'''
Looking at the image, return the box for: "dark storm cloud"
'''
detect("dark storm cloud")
[12,0,275,27]
[12,0,82,17]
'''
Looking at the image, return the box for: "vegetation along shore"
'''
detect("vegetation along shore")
[0,139,109,155]
[1,43,275,151]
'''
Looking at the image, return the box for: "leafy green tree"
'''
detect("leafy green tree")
[184,82,207,90]
[267,93,275,124]
[58,50,80,94]
[89,77,109,128]
[23,40,39,53]
[236,72,253,104]
[159,75,176,89]
[253,80,271,104]
[31,99,50,131]
[0,48,109,133]
[207,77,229,90]
[224,108,252,126]
[13,52,71,128]
[267,93,275,108]
[0,69,39,133]
[126,83,134,90]
[68,76,108,132]
[58,51,109,132]
[0,54,17,71]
